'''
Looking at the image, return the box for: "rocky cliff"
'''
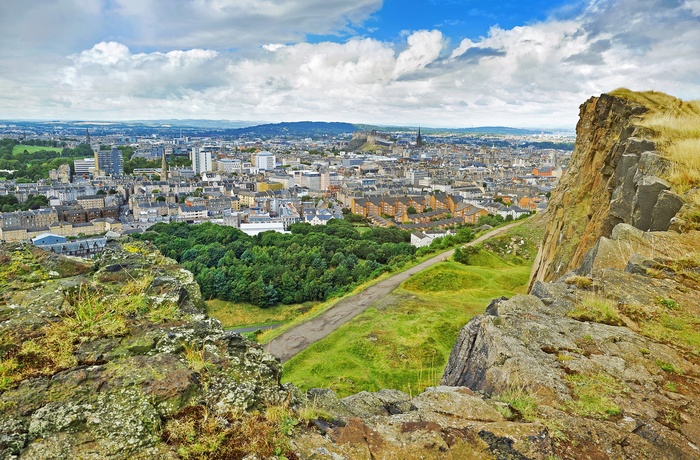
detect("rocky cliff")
[529,93,688,286]
[437,91,700,459]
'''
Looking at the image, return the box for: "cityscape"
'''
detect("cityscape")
[0,120,572,252]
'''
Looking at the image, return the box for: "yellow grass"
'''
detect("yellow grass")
[609,88,700,193]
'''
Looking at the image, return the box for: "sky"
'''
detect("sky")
[0,0,699,129]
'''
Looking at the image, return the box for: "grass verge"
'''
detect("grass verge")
[564,372,628,419]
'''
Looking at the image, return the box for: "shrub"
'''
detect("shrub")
[494,387,538,421]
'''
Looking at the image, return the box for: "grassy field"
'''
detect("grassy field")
[210,271,399,341]
[207,224,499,342]
[206,299,316,329]
[12,145,63,155]
[281,220,542,397]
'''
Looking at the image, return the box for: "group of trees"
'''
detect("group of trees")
[134,220,416,307]
[0,139,95,181]
[0,193,49,213]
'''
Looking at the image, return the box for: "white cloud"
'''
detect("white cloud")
[110,0,383,48]
[393,30,445,78]
[0,0,699,127]
[74,42,132,66]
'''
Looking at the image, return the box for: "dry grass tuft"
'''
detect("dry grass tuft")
[568,294,624,326]
[609,88,700,194]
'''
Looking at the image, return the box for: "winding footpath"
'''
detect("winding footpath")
[264,221,523,363]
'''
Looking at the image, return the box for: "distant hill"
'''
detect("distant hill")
[134,119,259,129]
[356,124,554,136]
[228,121,359,138]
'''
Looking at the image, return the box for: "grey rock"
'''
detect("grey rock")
[341,391,389,417]
[650,190,684,231]
[633,175,671,230]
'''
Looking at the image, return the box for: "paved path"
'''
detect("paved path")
[264,222,522,363]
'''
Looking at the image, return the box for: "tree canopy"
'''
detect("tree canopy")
[133,220,415,307]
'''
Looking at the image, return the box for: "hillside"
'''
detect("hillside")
[1,90,699,459]
[227,121,358,138]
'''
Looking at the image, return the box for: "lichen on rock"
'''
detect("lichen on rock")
[0,240,291,459]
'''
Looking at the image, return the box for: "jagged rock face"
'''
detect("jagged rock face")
[529,94,684,286]
[0,241,289,459]
[441,276,700,459]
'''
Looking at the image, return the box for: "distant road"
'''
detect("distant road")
[264,221,522,363]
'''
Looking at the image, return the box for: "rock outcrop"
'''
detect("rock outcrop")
[529,93,686,287]
[0,241,291,459]
[438,91,700,459]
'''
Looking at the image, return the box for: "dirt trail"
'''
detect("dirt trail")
[264,221,522,362]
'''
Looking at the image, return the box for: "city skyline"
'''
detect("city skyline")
[0,0,699,128]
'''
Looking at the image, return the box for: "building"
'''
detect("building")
[31,233,67,245]
[239,222,287,236]
[178,204,208,221]
[33,235,108,258]
[255,151,276,171]
[73,158,96,177]
[76,195,106,209]
[95,147,124,177]
[217,158,242,174]
[191,147,213,175]
[0,208,58,230]
[405,169,429,185]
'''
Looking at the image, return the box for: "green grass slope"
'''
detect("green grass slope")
[282,219,543,397]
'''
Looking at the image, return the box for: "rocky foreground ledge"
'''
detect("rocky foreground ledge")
[0,241,293,459]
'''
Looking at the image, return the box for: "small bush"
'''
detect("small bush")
[565,275,593,289]
[657,359,683,374]
[664,382,678,392]
[658,297,679,310]
[162,405,298,459]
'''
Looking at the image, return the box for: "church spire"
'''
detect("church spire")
[416,126,423,148]
[161,148,168,181]
[85,128,91,147]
